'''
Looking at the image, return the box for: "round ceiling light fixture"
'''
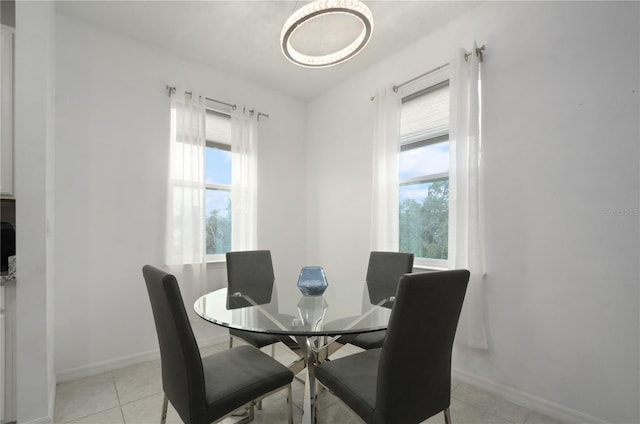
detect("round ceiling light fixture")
[281,0,374,68]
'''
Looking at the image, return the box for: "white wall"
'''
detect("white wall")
[15,1,56,422]
[54,14,307,380]
[306,2,639,423]
[52,2,639,423]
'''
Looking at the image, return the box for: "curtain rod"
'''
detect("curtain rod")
[389,45,486,95]
[166,85,236,110]
[392,62,450,93]
[251,110,270,121]
[166,85,271,121]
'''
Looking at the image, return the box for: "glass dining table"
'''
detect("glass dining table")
[194,279,394,424]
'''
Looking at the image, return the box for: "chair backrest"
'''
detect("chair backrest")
[373,269,470,424]
[226,250,275,309]
[142,265,206,424]
[366,251,414,308]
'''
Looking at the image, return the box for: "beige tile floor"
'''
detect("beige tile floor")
[54,340,564,424]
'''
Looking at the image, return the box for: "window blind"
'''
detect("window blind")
[400,81,450,146]
[205,110,231,144]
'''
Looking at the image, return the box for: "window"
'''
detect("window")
[205,110,232,256]
[399,81,450,266]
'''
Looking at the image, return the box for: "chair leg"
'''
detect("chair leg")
[229,335,234,349]
[160,394,168,424]
[287,384,294,424]
[233,402,256,424]
[444,407,452,424]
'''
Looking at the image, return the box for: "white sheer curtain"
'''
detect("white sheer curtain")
[449,42,488,349]
[370,88,401,251]
[165,89,207,309]
[166,90,206,265]
[231,110,258,250]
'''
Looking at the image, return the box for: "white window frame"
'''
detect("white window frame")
[399,80,451,270]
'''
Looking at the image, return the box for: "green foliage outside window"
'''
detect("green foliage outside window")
[205,199,231,255]
[399,178,449,260]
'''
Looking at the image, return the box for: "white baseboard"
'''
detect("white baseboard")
[452,367,609,424]
[55,336,610,423]
[48,377,56,422]
[55,333,228,384]
[21,416,52,424]
[56,347,161,384]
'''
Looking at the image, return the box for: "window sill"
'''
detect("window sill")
[413,264,449,272]
[206,256,226,268]
[205,258,450,271]
[206,258,225,263]
[413,258,449,272]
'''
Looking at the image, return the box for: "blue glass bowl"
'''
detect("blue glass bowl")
[297,266,328,296]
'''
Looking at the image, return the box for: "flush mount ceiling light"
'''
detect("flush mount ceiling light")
[281,0,374,68]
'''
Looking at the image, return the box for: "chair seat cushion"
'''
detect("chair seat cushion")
[347,330,386,350]
[230,328,282,349]
[316,348,381,423]
[202,345,294,420]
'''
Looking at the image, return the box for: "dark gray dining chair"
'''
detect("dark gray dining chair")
[338,251,414,350]
[226,250,299,355]
[142,265,294,424]
[315,269,470,424]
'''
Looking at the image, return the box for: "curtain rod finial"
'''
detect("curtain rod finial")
[477,44,485,62]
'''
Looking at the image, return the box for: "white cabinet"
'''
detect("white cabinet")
[0,278,15,423]
[0,25,14,198]
[0,282,4,421]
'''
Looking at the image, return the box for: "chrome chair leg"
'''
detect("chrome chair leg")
[444,407,452,424]
[160,394,168,424]
[233,401,256,424]
[287,384,294,424]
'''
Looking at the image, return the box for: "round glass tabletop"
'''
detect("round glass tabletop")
[194,281,393,337]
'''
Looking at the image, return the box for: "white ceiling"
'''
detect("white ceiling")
[55,1,482,101]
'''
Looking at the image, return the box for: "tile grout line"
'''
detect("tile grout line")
[59,407,123,424]
[55,340,558,424]
[111,371,122,405]
[56,372,123,424]
[452,383,533,423]
[110,371,127,424]
[119,391,165,408]
[451,395,530,424]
